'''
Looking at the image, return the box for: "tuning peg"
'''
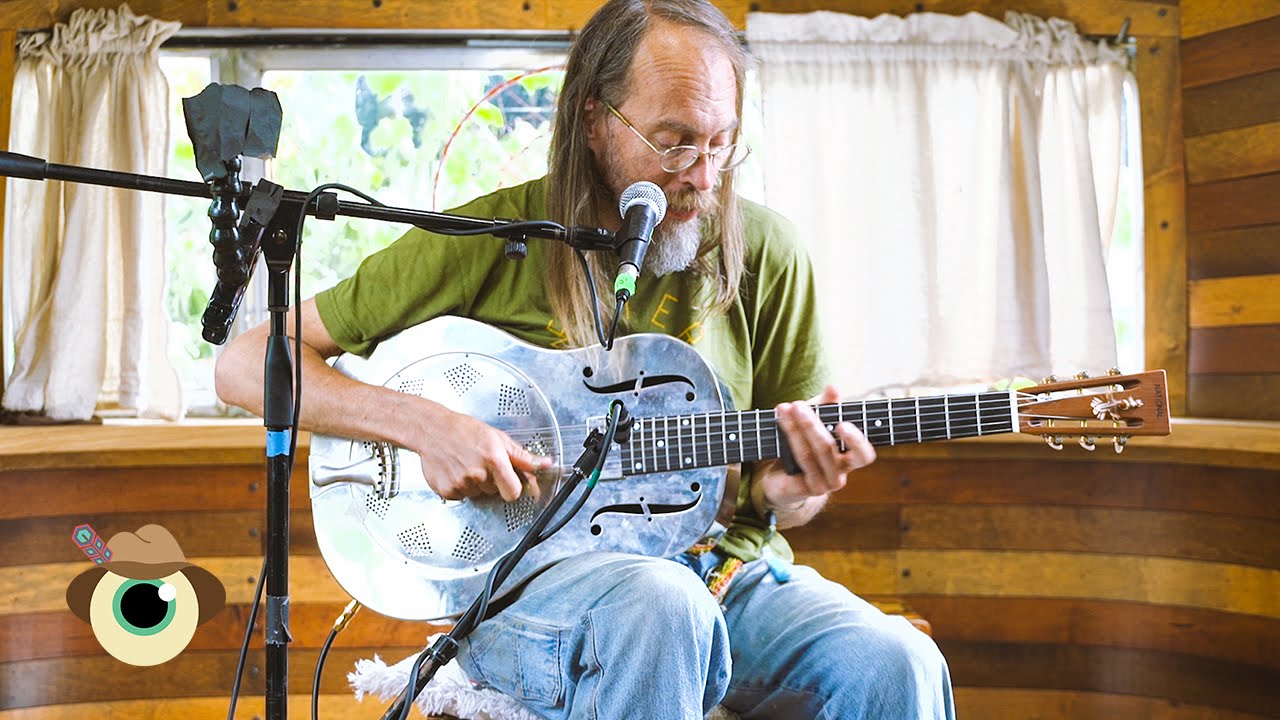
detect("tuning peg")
[1113,435,1128,454]
[1074,371,1091,380]
[1045,435,1064,450]
[1079,435,1097,451]
[1106,367,1122,376]
[1041,374,1059,385]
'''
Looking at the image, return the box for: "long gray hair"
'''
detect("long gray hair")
[544,0,749,347]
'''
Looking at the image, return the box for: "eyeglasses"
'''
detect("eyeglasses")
[604,102,751,174]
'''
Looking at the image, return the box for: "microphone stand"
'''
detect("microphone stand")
[0,150,618,720]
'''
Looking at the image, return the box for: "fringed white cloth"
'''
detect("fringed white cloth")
[4,4,183,420]
[349,649,543,720]
[744,10,1131,397]
[348,638,742,719]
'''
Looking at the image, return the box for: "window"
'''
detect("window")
[160,43,570,412]
[157,38,1138,414]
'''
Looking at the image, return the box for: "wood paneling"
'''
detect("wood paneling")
[802,501,1280,568]
[1190,325,1280,373]
[1181,0,1280,39]
[899,596,1280,668]
[784,503,902,551]
[838,459,1280,519]
[2,603,445,663]
[0,465,271,520]
[1181,14,1280,88]
[208,0,549,31]
[2,556,351,615]
[1185,119,1280,183]
[1188,274,1280,328]
[898,505,1280,568]
[0,423,311,471]
[1186,172,1280,232]
[954,688,1273,720]
[942,642,1280,716]
[1136,35,1189,416]
[1188,374,1280,420]
[1,510,265,566]
[1180,5,1280,424]
[1188,223,1280,280]
[1184,68,1280,137]
[0,694,380,720]
[0,647,421,708]
[0,0,1185,34]
[915,550,1280,616]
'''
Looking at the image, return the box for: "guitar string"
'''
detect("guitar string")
[450,393,1098,447]
[459,397,1030,451]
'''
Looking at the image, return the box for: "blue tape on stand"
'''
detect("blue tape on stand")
[267,430,291,457]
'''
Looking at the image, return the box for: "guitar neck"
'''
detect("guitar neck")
[618,390,1019,475]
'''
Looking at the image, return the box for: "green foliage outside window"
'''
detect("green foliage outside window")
[162,56,564,408]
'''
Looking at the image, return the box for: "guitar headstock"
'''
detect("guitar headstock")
[1018,369,1170,453]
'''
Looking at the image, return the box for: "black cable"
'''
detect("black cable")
[226,555,268,720]
[425,219,565,237]
[574,249,626,350]
[391,400,625,720]
[312,624,340,720]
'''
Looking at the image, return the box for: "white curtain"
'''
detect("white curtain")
[746,11,1130,397]
[4,4,183,420]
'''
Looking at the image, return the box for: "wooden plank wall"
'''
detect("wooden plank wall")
[0,454,452,719]
[1181,1,1280,420]
[794,447,1280,719]
[2,438,1277,719]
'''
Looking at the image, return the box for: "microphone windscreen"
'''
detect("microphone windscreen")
[618,181,668,222]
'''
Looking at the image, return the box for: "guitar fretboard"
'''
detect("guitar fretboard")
[619,391,1017,476]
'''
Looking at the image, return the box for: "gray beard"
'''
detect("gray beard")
[644,216,703,277]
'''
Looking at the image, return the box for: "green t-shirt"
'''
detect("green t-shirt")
[315,177,829,561]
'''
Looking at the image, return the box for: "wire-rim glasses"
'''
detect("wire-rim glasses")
[604,102,751,173]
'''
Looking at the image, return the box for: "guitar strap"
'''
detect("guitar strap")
[686,512,791,604]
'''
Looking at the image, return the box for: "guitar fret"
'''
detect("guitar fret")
[890,397,901,443]
[721,411,731,464]
[663,416,672,471]
[706,412,716,468]
[914,397,922,444]
[677,414,686,468]
[737,411,746,463]
[944,395,952,439]
[621,389,1027,476]
[747,409,757,458]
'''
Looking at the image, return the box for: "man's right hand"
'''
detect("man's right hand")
[408,404,553,503]
[215,298,551,505]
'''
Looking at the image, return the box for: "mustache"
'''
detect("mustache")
[665,187,717,217]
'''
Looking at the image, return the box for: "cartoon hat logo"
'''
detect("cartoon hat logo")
[66,524,226,666]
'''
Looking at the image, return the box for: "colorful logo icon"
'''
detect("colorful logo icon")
[66,524,226,666]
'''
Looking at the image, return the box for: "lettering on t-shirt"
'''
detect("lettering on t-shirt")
[544,293,703,348]
[545,319,570,349]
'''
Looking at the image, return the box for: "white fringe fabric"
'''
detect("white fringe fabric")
[348,637,741,719]
[348,648,542,720]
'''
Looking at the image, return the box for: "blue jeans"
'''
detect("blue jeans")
[456,551,955,720]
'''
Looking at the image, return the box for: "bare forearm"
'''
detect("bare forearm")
[214,327,437,449]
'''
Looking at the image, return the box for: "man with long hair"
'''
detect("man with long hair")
[217,1,955,717]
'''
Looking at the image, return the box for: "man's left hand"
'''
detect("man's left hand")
[752,385,876,528]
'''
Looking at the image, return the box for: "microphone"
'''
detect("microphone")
[613,181,667,302]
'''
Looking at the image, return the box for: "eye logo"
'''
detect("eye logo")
[66,524,226,666]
